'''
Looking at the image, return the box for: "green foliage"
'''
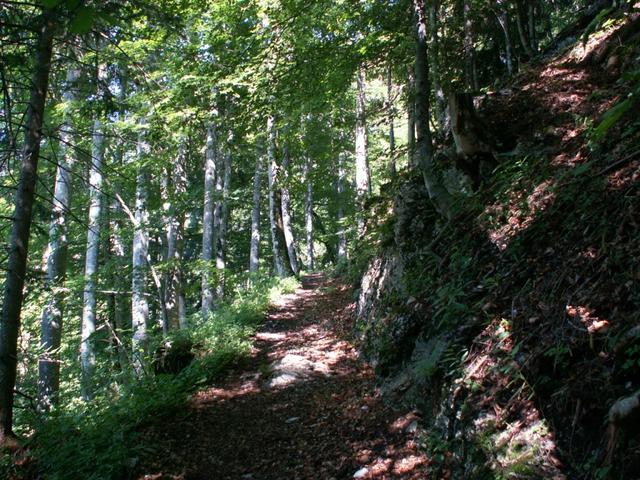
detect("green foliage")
[26,275,297,480]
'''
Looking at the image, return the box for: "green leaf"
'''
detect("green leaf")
[592,96,635,142]
[40,0,61,7]
[69,6,97,34]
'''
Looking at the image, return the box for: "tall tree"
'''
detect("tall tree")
[304,152,314,270]
[80,61,107,400]
[132,122,150,374]
[201,120,217,317]
[0,7,57,442]
[249,143,263,274]
[280,140,299,275]
[413,0,452,218]
[37,62,80,410]
[267,115,290,277]
[355,65,371,234]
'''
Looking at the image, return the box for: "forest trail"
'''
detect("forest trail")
[137,274,429,480]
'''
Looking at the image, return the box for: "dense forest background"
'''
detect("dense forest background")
[1,0,639,478]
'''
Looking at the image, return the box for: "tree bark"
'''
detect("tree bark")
[249,144,263,274]
[79,113,105,400]
[37,63,80,411]
[0,10,56,440]
[427,0,448,133]
[336,141,348,261]
[267,115,289,277]
[132,123,150,375]
[216,132,231,298]
[355,64,370,234]
[413,0,453,218]
[386,65,397,177]
[304,153,314,270]
[516,0,534,57]
[201,121,217,318]
[280,142,299,275]
[406,68,417,169]
[495,0,514,75]
[462,0,478,90]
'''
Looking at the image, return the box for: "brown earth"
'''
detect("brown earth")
[135,274,429,480]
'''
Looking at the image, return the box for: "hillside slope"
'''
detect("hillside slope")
[355,8,640,479]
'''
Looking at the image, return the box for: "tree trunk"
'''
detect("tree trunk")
[449,92,496,187]
[0,9,55,443]
[516,0,534,57]
[336,142,348,261]
[132,124,150,375]
[428,0,449,133]
[413,0,453,219]
[201,121,217,318]
[355,64,370,234]
[37,63,80,411]
[304,153,314,270]
[463,0,478,90]
[79,113,105,400]
[387,65,397,177]
[249,144,263,274]
[528,1,537,53]
[216,133,231,298]
[267,115,289,277]
[280,142,299,275]
[406,68,417,169]
[495,1,514,75]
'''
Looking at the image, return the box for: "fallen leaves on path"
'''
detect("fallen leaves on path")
[136,274,428,480]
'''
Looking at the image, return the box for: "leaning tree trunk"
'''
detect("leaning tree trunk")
[280,143,299,275]
[0,9,56,442]
[38,63,80,411]
[413,0,453,219]
[132,124,150,375]
[304,153,314,270]
[355,64,371,235]
[249,144,263,274]
[201,121,217,318]
[267,115,289,278]
[79,112,105,400]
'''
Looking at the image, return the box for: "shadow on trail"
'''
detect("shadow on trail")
[136,274,428,480]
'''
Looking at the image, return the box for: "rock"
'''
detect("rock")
[353,467,369,478]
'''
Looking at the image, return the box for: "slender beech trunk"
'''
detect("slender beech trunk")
[212,135,223,299]
[428,0,449,132]
[355,65,371,235]
[108,191,128,369]
[132,124,150,374]
[463,0,479,90]
[165,142,187,329]
[495,1,514,75]
[38,64,80,410]
[267,116,289,277]
[0,10,56,440]
[201,121,217,318]
[387,65,397,177]
[528,1,537,53]
[280,142,299,275]
[304,154,314,270]
[80,60,106,400]
[336,147,348,261]
[414,0,453,219]
[249,144,263,274]
[407,68,417,169]
[216,134,231,299]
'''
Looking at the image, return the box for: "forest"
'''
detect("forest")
[0,0,639,478]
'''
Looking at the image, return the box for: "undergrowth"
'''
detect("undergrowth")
[3,274,299,480]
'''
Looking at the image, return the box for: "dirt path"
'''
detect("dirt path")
[136,274,428,480]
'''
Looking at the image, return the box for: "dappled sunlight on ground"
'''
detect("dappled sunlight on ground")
[136,274,429,479]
